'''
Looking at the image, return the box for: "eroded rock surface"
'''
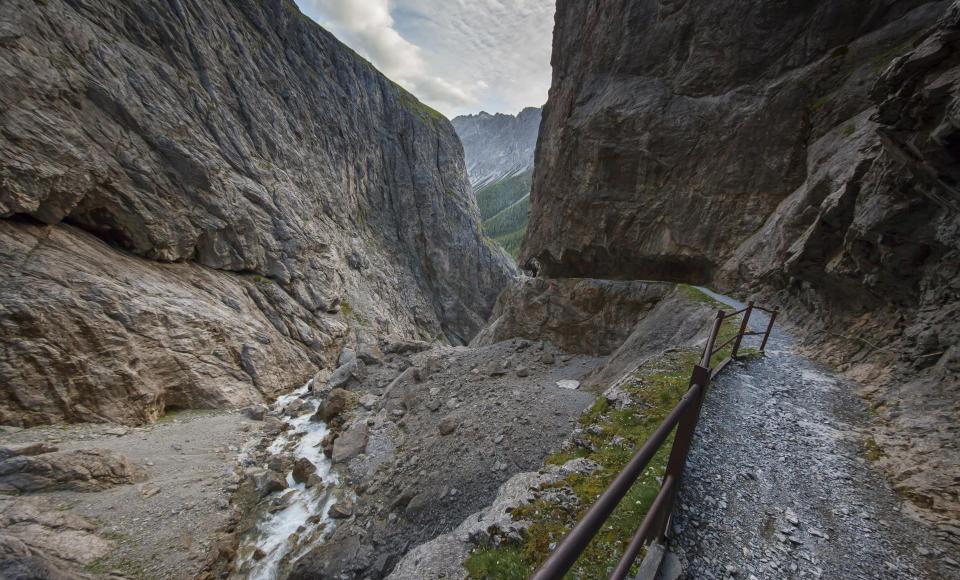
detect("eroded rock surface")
[524,0,949,282]
[523,0,959,523]
[472,277,674,355]
[719,3,960,525]
[0,496,109,579]
[0,447,145,494]
[0,222,330,426]
[0,0,514,425]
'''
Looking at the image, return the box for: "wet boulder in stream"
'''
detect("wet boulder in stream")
[291,458,317,484]
[312,389,352,424]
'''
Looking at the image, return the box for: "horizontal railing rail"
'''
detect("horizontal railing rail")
[530,298,779,580]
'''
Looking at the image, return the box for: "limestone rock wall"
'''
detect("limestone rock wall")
[0,0,515,425]
[524,0,948,282]
[524,0,959,523]
[452,107,542,190]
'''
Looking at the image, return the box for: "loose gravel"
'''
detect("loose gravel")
[665,291,958,580]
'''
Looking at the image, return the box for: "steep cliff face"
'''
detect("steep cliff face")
[525,0,959,523]
[526,0,949,281]
[0,0,514,425]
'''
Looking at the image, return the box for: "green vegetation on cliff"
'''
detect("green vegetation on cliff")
[476,170,532,259]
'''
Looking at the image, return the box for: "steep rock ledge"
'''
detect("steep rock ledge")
[0,221,332,425]
[0,0,514,425]
[523,0,958,524]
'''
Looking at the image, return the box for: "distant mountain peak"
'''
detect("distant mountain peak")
[452,107,542,190]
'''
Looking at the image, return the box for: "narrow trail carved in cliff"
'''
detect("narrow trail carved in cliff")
[663,289,957,580]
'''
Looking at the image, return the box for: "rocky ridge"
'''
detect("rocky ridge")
[0,0,514,426]
[522,0,959,524]
[452,108,542,191]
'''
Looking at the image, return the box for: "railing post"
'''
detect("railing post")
[730,300,754,359]
[701,311,725,368]
[653,364,711,542]
[760,308,779,353]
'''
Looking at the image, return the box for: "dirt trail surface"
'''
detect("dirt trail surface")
[665,290,958,579]
[0,411,260,578]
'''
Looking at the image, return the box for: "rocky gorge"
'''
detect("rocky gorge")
[1,0,958,578]
[0,0,518,575]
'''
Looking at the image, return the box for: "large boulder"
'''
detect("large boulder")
[331,422,369,464]
[472,277,674,355]
[379,367,422,414]
[328,360,366,390]
[311,389,352,424]
[0,496,111,578]
[291,458,317,484]
[0,448,146,493]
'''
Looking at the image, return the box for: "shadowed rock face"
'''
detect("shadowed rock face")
[0,0,515,425]
[524,0,947,280]
[526,0,959,523]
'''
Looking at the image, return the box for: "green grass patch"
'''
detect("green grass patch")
[810,94,831,114]
[476,171,533,220]
[465,295,749,579]
[397,87,446,125]
[677,284,725,308]
[56,500,80,512]
[863,436,886,461]
[465,546,529,580]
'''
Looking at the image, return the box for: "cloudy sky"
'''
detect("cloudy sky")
[294,0,556,118]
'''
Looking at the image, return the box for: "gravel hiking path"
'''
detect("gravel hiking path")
[663,289,958,580]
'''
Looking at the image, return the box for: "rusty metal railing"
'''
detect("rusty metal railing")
[530,300,779,580]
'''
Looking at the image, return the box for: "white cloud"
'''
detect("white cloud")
[300,0,477,114]
[296,0,555,118]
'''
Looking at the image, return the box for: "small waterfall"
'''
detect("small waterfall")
[235,382,342,580]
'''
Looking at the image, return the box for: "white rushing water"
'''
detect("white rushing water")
[237,381,341,580]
